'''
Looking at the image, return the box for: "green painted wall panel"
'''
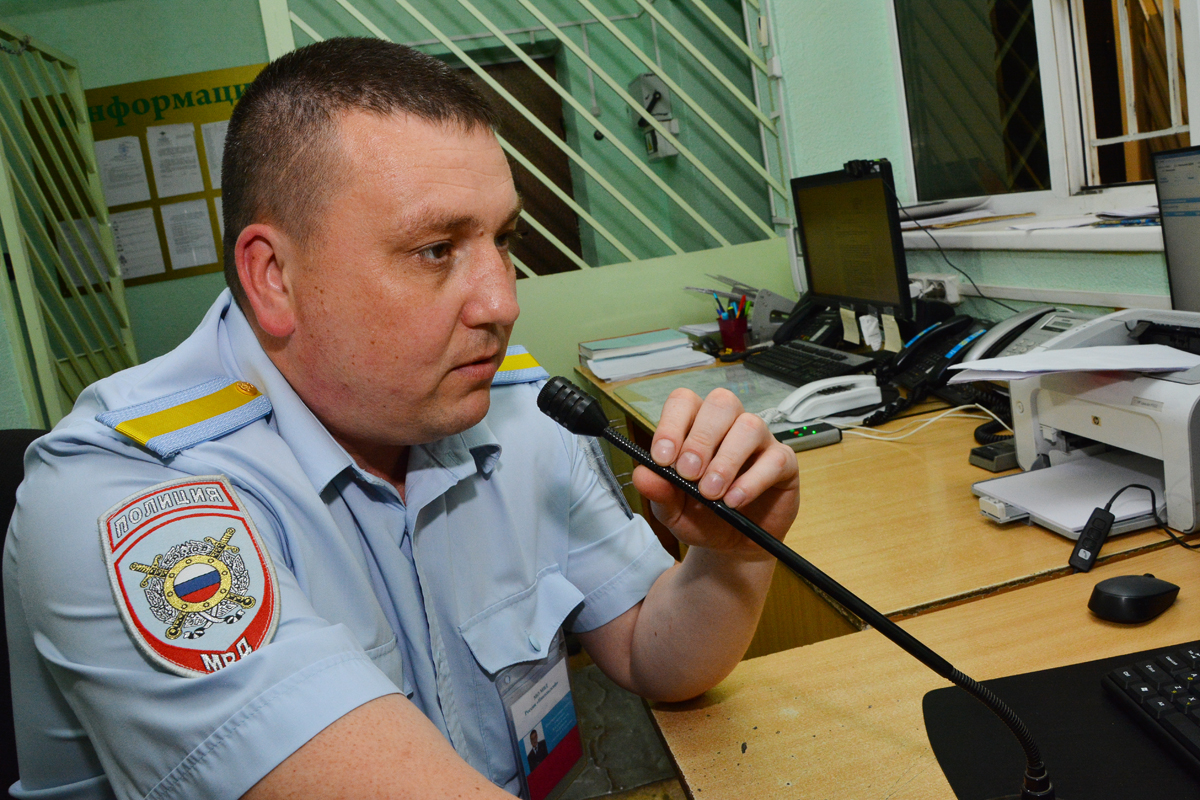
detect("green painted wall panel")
[0,282,33,428]
[516,237,793,380]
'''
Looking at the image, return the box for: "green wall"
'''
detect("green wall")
[767,0,1170,309]
[0,294,33,428]
[517,238,792,380]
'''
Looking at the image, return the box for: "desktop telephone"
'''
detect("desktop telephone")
[866,306,1083,425]
[767,374,882,424]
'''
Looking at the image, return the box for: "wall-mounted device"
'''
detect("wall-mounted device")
[627,73,678,160]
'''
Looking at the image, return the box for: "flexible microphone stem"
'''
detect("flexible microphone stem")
[538,377,1057,799]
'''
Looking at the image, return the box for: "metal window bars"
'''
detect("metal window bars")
[0,21,137,427]
[1073,0,1190,185]
[258,0,792,276]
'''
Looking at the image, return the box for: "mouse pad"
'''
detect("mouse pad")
[923,640,1200,799]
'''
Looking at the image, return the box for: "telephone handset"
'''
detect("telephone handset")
[877,314,975,385]
[771,300,841,347]
[764,374,882,424]
[962,305,1056,362]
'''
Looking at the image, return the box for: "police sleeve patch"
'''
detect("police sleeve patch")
[99,475,280,678]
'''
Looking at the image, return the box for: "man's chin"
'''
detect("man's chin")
[441,386,493,436]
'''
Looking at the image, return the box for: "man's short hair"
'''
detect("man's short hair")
[221,37,499,305]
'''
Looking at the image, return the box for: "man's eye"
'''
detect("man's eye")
[420,242,452,260]
[497,229,524,250]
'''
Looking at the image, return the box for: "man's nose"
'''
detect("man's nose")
[464,244,520,328]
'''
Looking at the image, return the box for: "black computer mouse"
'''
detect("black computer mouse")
[1088,574,1180,623]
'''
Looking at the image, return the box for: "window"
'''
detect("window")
[1074,0,1189,185]
[893,0,1198,202]
[894,0,1051,201]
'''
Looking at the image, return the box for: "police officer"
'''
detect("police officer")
[5,38,799,799]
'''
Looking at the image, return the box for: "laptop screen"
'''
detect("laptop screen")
[1154,146,1200,312]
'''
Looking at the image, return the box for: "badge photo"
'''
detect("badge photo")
[99,475,280,677]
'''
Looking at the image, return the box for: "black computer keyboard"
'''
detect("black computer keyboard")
[1103,640,1200,775]
[743,339,876,387]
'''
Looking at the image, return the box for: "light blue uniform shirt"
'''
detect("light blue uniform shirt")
[5,291,674,799]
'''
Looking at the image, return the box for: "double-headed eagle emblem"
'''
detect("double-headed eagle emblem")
[129,527,257,640]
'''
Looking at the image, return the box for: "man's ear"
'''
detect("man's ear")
[235,223,295,338]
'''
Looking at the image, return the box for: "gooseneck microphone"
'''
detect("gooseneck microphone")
[538,376,1058,800]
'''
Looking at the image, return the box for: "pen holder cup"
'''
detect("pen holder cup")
[718,315,748,353]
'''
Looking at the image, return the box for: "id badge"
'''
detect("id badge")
[497,630,585,800]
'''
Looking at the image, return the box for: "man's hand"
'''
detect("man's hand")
[632,387,799,556]
[581,388,798,702]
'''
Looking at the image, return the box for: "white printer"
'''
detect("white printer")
[975,308,1200,538]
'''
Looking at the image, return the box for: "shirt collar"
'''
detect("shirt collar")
[218,293,503,492]
[221,296,355,493]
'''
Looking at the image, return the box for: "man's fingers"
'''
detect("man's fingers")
[650,388,703,466]
[723,441,798,509]
[672,388,744,480]
[697,412,770,501]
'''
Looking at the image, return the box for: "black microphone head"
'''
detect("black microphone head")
[537,377,610,437]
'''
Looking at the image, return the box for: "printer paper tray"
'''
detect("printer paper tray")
[972,451,1166,541]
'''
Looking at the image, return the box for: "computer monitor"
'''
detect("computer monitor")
[1154,145,1200,312]
[791,160,912,321]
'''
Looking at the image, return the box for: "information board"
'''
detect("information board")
[85,63,265,286]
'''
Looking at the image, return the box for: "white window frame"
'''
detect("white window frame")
[892,0,1200,252]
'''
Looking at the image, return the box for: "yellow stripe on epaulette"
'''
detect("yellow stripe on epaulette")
[493,346,550,386]
[96,378,273,458]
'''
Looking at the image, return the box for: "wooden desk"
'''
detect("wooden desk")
[650,545,1200,799]
[577,366,1187,658]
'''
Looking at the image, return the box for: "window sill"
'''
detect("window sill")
[902,222,1162,252]
[900,184,1163,253]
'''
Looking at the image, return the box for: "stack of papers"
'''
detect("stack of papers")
[1098,205,1158,219]
[948,344,1200,384]
[581,329,714,381]
[587,349,714,381]
[580,329,689,361]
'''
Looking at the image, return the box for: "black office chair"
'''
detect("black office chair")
[0,429,46,794]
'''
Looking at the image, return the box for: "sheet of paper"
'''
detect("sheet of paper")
[1008,215,1098,230]
[947,344,1200,384]
[201,120,228,190]
[1097,205,1158,219]
[56,217,106,285]
[678,321,720,337]
[587,349,713,382]
[213,195,224,238]
[94,136,150,207]
[882,313,903,353]
[109,207,165,280]
[160,199,217,269]
[900,210,996,230]
[974,451,1164,534]
[839,306,859,344]
[147,123,204,198]
[859,314,881,350]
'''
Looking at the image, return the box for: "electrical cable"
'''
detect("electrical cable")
[1103,483,1200,552]
[842,404,1005,442]
[974,419,1013,445]
[895,206,1020,314]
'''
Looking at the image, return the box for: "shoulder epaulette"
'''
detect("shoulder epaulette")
[96,377,272,458]
[493,345,549,385]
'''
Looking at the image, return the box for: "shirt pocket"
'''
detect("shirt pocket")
[364,636,412,697]
[458,565,584,675]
